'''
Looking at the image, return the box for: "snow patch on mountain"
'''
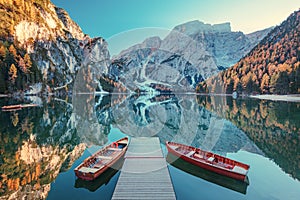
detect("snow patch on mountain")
[110,21,271,92]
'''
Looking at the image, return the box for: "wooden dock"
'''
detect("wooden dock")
[112,137,176,200]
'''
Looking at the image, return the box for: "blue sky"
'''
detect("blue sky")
[51,0,299,39]
[51,0,299,56]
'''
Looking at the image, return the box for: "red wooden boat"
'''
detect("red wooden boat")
[74,137,129,181]
[2,104,38,111]
[1,104,22,111]
[166,141,250,181]
[75,157,125,191]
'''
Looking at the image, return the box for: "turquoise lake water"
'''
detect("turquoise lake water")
[0,94,299,199]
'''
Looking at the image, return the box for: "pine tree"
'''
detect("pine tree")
[0,45,6,59]
[276,71,289,94]
[11,112,19,127]
[4,48,15,65]
[225,78,234,94]
[24,53,32,70]
[8,44,17,57]
[260,73,270,93]
[9,63,17,83]
[18,57,26,73]
[0,72,6,93]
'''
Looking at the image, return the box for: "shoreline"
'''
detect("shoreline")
[250,94,300,102]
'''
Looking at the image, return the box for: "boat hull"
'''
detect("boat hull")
[74,154,125,181]
[75,157,125,191]
[166,142,249,182]
[166,153,249,194]
[74,137,129,181]
[1,104,38,111]
[2,105,22,111]
[2,105,22,109]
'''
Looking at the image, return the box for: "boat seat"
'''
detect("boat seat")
[193,153,203,159]
[107,147,122,151]
[170,146,179,150]
[79,167,98,173]
[232,166,247,174]
[97,155,113,160]
[186,151,195,157]
[93,162,104,169]
[207,157,215,162]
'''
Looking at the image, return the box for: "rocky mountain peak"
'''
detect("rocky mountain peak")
[174,20,231,35]
[54,6,84,40]
[110,20,270,92]
[142,36,162,49]
[13,1,84,49]
[116,36,162,58]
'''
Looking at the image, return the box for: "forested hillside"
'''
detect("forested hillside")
[197,10,300,95]
[0,0,103,95]
[0,0,49,92]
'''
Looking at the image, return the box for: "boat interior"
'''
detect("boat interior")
[169,143,249,174]
[78,139,128,173]
[166,153,249,194]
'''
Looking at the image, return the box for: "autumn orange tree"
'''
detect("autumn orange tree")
[0,40,41,93]
[8,63,17,82]
[197,10,300,95]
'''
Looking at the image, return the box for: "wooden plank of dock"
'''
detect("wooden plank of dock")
[112,137,176,200]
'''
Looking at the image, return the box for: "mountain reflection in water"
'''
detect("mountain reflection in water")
[196,95,300,181]
[0,94,299,199]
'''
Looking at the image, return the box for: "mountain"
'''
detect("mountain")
[0,1,271,95]
[0,0,110,94]
[174,21,271,70]
[197,9,300,95]
[109,21,271,91]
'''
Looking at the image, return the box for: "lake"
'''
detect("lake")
[0,94,299,200]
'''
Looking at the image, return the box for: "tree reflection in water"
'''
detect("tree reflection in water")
[196,95,300,181]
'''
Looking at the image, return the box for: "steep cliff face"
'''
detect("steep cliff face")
[0,0,110,94]
[110,21,271,91]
